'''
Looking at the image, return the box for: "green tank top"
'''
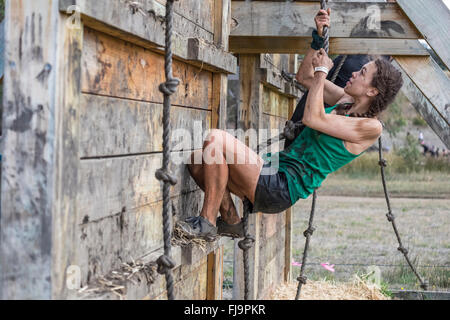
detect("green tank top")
[262,105,364,204]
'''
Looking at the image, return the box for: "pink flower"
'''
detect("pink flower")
[321,262,335,272]
[291,259,302,267]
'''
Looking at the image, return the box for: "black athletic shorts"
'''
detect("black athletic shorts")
[248,163,292,214]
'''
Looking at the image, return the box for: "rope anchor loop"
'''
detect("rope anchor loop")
[303,226,316,238]
[159,78,181,96]
[238,236,256,251]
[156,254,176,275]
[297,275,307,285]
[155,169,178,185]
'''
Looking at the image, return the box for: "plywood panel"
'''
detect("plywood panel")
[81,28,213,109]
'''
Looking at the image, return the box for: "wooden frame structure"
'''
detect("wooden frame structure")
[1,0,235,300]
[0,0,448,300]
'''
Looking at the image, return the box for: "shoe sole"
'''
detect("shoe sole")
[176,223,218,242]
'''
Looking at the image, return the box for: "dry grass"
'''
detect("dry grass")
[171,223,209,252]
[78,259,157,299]
[272,276,390,300]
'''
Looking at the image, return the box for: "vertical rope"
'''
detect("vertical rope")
[295,191,317,300]
[378,137,428,291]
[239,199,256,300]
[155,0,180,300]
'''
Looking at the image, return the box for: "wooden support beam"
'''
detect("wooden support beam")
[229,1,431,55]
[396,0,450,70]
[1,0,61,299]
[231,1,421,39]
[59,0,237,74]
[230,37,429,55]
[393,57,450,149]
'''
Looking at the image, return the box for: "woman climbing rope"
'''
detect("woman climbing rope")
[177,8,404,240]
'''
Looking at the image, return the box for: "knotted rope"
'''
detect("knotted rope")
[378,137,428,290]
[238,199,256,300]
[155,0,180,300]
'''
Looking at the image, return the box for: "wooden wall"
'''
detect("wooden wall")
[232,53,302,299]
[1,0,236,300]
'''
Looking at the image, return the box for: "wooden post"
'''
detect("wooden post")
[0,0,61,299]
[232,54,263,300]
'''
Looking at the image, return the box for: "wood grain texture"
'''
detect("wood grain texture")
[187,38,237,74]
[81,28,213,109]
[394,56,450,128]
[262,86,290,119]
[60,0,214,60]
[78,150,199,223]
[79,94,211,158]
[0,0,60,299]
[231,1,420,39]
[392,59,450,149]
[230,37,430,55]
[75,190,204,290]
[397,0,450,70]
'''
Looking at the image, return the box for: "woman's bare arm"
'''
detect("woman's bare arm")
[295,9,348,107]
[302,53,382,146]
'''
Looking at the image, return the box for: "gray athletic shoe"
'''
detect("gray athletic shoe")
[176,216,218,242]
[216,217,245,239]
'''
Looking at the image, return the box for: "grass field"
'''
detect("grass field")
[223,169,449,297]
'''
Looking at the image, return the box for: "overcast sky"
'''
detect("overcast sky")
[445,0,450,9]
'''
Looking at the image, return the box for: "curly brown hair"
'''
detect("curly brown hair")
[336,58,404,119]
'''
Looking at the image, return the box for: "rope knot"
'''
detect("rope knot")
[155,169,178,185]
[303,226,316,238]
[386,212,395,222]
[378,159,387,167]
[156,254,175,275]
[159,78,180,96]
[297,275,307,285]
[397,246,408,255]
[238,236,255,251]
[420,281,429,291]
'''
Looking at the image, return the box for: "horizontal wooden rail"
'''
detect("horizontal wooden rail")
[59,0,237,74]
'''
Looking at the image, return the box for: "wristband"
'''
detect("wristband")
[311,29,325,50]
[314,66,329,75]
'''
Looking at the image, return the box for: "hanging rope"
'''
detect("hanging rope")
[294,0,331,300]
[238,199,256,300]
[378,137,428,290]
[155,0,180,300]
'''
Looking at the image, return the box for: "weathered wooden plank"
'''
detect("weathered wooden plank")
[233,54,263,300]
[397,0,450,70]
[0,0,60,299]
[391,59,450,149]
[79,94,211,158]
[78,150,199,223]
[231,1,421,39]
[230,37,430,55]
[74,190,204,289]
[394,56,450,131]
[187,38,237,74]
[52,14,84,299]
[214,0,231,51]
[212,73,229,130]
[262,87,289,119]
[155,0,215,34]
[206,245,224,300]
[81,28,213,109]
[60,0,213,58]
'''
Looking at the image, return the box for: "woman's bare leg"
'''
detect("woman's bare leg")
[192,129,263,226]
[188,151,241,225]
